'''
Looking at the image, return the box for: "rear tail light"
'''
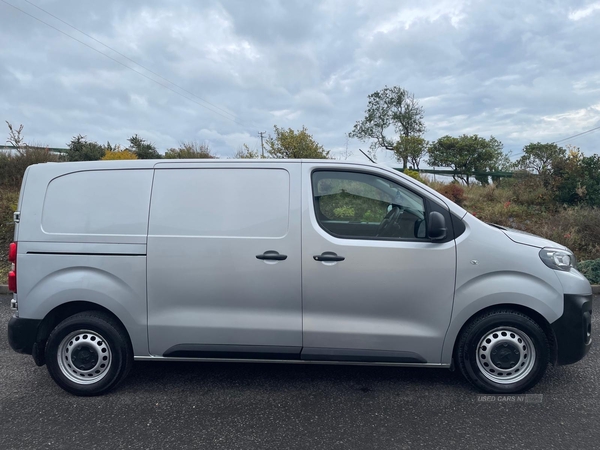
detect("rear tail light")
[8,270,16,293]
[8,242,16,263]
[7,242,16,293]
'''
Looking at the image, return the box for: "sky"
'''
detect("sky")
[1,0,600,163]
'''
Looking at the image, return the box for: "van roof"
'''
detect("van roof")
[33,158,376,170]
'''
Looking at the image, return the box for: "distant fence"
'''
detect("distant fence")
[0,145,67,154]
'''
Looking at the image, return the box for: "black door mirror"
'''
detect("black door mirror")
[428,211,447,240]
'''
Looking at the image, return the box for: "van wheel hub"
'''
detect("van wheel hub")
[476,327,536,384]
[71,345,98,371]
[490,343,521,369]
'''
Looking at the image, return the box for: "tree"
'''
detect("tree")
[128,134,161,159]
[552,148,600,206]
[488,148,513,184]
[337,134,353,161]
[103,141,121,153]
[516,142,566,174]
[164,141,216,159]
[5,121,26,154]
[234,144,260,159]
[393,135,428,169]
[266,125,329,159]
[428,134,507,185]
[66,135,105,161]
[349,86,425,168]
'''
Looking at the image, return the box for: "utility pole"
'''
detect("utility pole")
[258,131,266,158]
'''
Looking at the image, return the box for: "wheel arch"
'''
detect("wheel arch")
[446,303,558,366]
[33,301,133,366]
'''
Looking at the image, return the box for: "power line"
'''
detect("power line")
[1,0,245,127]
[511,124,600,158]
[22,0,237,121]
[552,125,600,144]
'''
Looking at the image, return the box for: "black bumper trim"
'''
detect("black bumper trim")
[7,316,41,355]
[551,294,593,365]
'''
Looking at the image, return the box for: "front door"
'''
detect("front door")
[147,162,302,358]
[301,164,456,364]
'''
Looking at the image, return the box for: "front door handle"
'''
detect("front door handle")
[256,251,288,261]
[313,252,345,262]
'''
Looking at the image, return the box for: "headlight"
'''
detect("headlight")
[539,248,576,271]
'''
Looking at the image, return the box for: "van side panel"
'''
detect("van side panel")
[440,215,565,363]
[15,166,153,355]
[15,246,148,355]
[146,164,303,356]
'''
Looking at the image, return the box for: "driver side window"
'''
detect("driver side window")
[312,170,427,240]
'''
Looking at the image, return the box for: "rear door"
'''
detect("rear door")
[147,162,302,358]
[301,163,456,364]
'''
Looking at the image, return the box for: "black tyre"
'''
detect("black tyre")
[456,309,550,394]
[45,311,133,396]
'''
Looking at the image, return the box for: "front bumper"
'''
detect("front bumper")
[551,294,593,365]
[7,315,41,355]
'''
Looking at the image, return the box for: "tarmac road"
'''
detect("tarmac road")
[1,293,599,450]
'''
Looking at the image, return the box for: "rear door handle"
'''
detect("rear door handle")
[256,251,288,261]
[313,252,345,262]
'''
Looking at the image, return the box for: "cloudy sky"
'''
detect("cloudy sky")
[1,0,600,162]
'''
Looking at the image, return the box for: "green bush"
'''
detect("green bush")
[403,169,426,184]
[333,206,356,220]
[436,183,465,206]
[102,149,137,160]
[553,153,600,206]
[66,135,105,161]
[165,141,216,159]
[128,134,161,159]
[320,191,387,222]
[578,259,600,285]
[0,148,61,189]
[504,173,554,207]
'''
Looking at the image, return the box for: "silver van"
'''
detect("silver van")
[7,159,592,396]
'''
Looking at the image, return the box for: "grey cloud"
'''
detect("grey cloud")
[0,0,599,160]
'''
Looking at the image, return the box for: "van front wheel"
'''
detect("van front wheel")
[456,309,550,394]
[45,311,132,396]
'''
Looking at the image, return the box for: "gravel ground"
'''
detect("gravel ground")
[1,294,599,450]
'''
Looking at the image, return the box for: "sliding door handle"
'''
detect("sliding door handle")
[256,251,288,261]
[313,252,345,262]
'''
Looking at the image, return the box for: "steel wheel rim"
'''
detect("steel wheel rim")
[57,330,112,384]
[476,326,536,384]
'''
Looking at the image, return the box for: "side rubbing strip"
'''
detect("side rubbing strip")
[301,348,426,363]
[163,344,302,360]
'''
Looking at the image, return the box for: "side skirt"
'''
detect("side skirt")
[134,356,449,368]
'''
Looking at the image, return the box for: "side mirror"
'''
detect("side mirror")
[428,211,447,240]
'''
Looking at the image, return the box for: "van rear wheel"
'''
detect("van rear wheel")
[456,309,550,394]
[45,311,132,396]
